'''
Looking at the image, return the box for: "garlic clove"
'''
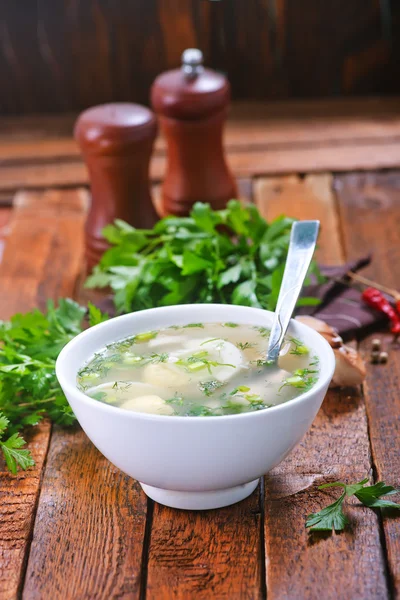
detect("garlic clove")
[296,315,343,348]
[331,346,367,387]
[296,315,366,387]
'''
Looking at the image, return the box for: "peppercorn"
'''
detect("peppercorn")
[371,351,380,364]
[371,338,381,351]
[379,351,388,364]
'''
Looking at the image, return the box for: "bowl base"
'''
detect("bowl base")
[140,478,259,510]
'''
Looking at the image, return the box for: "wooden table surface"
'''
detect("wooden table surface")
[0,99,399,600]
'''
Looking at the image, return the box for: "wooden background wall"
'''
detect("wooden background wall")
[0,0,399,115]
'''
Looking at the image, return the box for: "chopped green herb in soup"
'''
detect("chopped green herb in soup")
[77,323,319,416]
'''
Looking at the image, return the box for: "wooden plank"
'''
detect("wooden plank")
[223,141,400,178]
[0,2,56,114]
[0,189,89,600]
[283,0,384,96]
[335,171,400,596]
[22,429,148,600]
[255,175,389,599]
[209,0,281,99]
[0,161,89,191]
[2,99,400,161]
[22,192,149,598]
[1,100,400,193]
[0,0,396,113]
[147,486,263,599]
[2,98,400,136]
[264,389,388,600]
[254,174,344,264]
[0,190,88,315]
[2,136,400,192]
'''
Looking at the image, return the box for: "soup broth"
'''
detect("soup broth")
[77,323,319,416]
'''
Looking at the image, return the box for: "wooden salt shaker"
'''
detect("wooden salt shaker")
[151,49,237,216]
[74,103,158,270]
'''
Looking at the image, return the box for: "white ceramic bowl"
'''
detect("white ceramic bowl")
[56,304,335,510]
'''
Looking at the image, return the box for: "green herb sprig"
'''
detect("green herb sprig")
[0,300,108,473]
[85,201,322,313]
[306,477,400,532]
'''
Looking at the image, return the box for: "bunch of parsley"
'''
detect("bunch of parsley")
[85,200,322,313]
[0,299,107,473]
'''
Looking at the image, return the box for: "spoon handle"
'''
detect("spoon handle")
[266,220,320,362]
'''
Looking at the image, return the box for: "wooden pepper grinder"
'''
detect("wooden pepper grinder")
[74,103,158,271]
[151,48,237,216]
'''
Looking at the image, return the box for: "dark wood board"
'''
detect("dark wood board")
[22,428,148,600]
[0,1,398,113]
[336,171,400,597]
[255,173,389,600]
[1,100,400,196]
[0,189,88,600]
[0,137,398,599]
[20,190,148,599]
[147,490,263,600]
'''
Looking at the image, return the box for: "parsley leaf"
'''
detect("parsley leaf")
[306,477,400,533]
[88,301,109,326]
[355,482,400,509]
[306,492,348,532]
[0,414,35,474]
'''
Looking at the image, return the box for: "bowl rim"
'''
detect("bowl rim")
[56,303,336,423]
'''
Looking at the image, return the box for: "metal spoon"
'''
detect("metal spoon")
[266,220,320,363]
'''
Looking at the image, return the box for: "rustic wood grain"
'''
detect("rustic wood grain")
[223,141,400,179]
[211,0,283,100]
[2,137,400,192]
[254,174,344,264]
[2,98,400,160]
[0,2,54,114]
[0,0,207,113]
[158,0,209,67]
[147,487,263,600]
[0,189,89,600]
[336,171,400,597]
[20,188,149,599]
[265,388,389,600]
[2,98,400,192]
[22,428,148,600]
[284,0,385,96]
[0,111,398,599]
[0,1,398,113]
[255,174,389,599]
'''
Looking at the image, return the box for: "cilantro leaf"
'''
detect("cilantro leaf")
[355,482,400,510]
[88,302,109,326]
[0,413,35,474]
[0,413,10,434]
[306,477,400,534]
[0,432,35,474]
[306,492,348,532]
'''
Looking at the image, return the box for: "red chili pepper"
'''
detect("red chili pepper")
[362,287,400,335]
